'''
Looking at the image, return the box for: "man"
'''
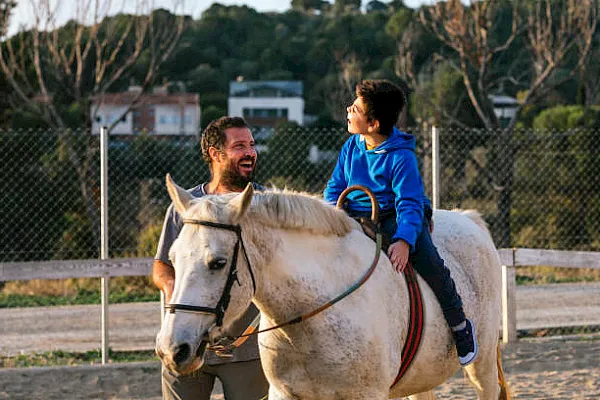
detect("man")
[153,116,269,400]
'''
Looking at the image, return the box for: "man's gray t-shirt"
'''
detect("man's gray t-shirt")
[155,182,262,365]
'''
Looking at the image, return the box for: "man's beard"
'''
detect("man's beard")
[221,157,255,191]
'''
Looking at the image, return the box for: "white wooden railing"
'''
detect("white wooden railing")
[1,249,600,356]
[497,248,600,343]
[0,257,154,363]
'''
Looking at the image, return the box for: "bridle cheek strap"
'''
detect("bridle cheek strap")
[164,220,257,328]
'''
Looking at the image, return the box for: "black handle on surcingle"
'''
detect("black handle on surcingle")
[336,184,379,224]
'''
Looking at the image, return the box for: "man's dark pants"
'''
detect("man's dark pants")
[162,359,269,400]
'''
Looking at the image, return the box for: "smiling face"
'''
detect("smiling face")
[215,127,257,191]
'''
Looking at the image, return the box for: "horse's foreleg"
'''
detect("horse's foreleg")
[405,390,438,400]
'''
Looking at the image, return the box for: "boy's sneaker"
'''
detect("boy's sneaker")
[453,318,478,366]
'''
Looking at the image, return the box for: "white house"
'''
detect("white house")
[91,90,201,135]
[228,81,304,127]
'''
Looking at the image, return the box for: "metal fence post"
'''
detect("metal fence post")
[100,126,110,364]
[431,126,440,210]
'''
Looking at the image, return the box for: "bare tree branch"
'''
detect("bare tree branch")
[0,0,186,249]
[405,0,597,130]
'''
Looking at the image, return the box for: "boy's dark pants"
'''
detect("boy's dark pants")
[366,211,466,328]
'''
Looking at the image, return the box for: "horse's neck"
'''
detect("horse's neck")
[251,228,373,325]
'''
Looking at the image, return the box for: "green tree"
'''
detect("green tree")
[533,105,600,131]
[333,0,361,15]
[397,0,598,247]
[0,2,185,249]
[201,105,226,129]
[291,0,329,13]
[513,106,600,250]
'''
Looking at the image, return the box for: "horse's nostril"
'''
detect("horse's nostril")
[173,343,191,365]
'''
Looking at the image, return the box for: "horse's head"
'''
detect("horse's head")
[155,174,256,374]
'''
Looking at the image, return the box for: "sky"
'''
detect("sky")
[7,0,429,36]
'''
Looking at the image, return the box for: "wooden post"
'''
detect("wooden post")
[501,249,517,343]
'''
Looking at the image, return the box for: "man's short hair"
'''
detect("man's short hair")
[201,116,249,166]
[356,79,406,136]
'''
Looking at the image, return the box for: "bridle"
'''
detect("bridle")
[164,185,382,346]
[164,220,256,327]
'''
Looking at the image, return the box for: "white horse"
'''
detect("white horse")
[156,175,510,400]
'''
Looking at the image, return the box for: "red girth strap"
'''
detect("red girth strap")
[390,261,424,388]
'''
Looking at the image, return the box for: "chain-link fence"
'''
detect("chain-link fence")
[1,126,599,263]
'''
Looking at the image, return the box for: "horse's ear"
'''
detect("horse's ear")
[166,173,194,214]
[230,183,254,221]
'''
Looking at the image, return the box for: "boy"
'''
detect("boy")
[324,79,478,366]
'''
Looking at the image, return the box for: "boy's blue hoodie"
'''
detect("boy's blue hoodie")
[324,127,429,250]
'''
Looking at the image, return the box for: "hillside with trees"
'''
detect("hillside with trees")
[0,0,598,131]
[0,0,599,261]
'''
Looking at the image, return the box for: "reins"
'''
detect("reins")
[221,185,382,343]
[232,231,382,340]
[167,185,382,350]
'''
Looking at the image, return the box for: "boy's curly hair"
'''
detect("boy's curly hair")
[356,80,406,136]
[201,116,249,167]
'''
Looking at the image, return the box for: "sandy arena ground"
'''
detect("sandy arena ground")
[2,282,600,399]
[1,337,599,399]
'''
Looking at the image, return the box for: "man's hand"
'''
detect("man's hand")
[387,240,410,273]
[152,260,175,303]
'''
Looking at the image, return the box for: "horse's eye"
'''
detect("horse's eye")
[208,258,228,270]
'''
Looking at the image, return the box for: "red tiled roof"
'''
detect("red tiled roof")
[91,93,199,105]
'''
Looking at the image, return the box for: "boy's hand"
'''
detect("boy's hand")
[388,240,410,273]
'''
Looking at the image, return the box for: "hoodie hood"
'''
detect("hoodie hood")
[361,127,415,153]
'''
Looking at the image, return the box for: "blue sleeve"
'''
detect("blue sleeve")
[390,152,424,251]
[154,203,183,265]
[323,140,350,205]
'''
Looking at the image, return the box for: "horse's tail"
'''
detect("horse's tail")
[496,343,511,400]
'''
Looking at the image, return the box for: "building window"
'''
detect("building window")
[243,108,286,118]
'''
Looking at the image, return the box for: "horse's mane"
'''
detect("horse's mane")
[247,189,354,236]
[188,188,355,237]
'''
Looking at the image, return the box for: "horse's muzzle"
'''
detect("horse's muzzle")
[156,339,208,374]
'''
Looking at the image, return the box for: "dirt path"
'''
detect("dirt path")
[2,282,600,356]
